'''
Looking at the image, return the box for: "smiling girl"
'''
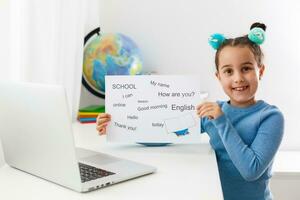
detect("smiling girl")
[197,23,284,200]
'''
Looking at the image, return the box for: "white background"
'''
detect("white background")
[0,0,9,167]
[1,0,300,151]
[87,0,300,150]
[1,1,300,198]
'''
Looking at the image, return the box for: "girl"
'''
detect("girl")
[96,22,284,200]
[197,22,284,200]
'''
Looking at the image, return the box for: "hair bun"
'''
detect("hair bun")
[250,22,267,31]
[208,33,226,50]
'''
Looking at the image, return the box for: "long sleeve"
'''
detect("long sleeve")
[211,110,284,181]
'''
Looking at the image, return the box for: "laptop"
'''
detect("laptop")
[0,81,156,192]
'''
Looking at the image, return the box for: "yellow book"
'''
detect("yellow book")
[78,112,100,116]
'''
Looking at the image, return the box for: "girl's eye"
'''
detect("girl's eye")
[242,66,252,72]
[223,69,233,75]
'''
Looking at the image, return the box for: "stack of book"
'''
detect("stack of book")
[77,105,105,124]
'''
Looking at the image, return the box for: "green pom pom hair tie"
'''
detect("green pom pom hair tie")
[208,33,226,50]
[248,27,265,45]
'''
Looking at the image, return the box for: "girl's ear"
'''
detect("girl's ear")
[259,64,265,80]
[215,71,221,81]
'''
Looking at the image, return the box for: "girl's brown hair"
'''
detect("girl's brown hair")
[215,23,266,71]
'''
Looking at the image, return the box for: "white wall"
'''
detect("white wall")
[0,0,10,80]
[0,0,9,167]
[82,0,300,150]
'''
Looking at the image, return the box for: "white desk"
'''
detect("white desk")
[0,123,223,200]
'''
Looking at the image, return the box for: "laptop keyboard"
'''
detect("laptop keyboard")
[78,163,115,183]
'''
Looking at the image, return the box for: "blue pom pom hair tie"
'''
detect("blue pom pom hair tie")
[208,33,226,50]
[248,27,265,45]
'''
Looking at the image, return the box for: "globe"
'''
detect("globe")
[82,32,143,98]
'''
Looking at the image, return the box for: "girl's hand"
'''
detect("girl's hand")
[96,113,111,135]
[196,102,223,120]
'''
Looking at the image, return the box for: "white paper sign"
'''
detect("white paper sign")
[105,75,207,143]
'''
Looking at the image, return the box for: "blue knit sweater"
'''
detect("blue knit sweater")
[201,100,284,200]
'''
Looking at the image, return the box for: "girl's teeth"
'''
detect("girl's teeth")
[234,86,247,91]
